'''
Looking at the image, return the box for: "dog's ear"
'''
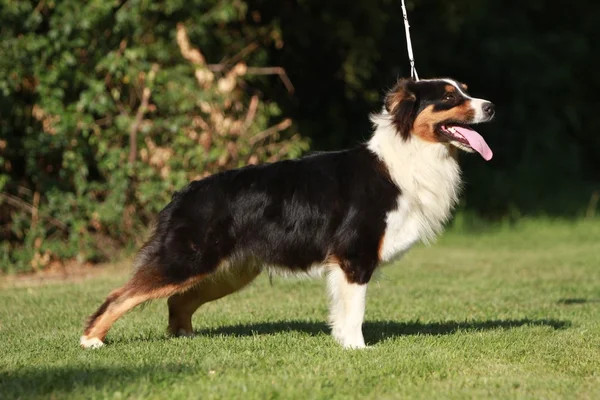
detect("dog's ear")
[385,79,418,139]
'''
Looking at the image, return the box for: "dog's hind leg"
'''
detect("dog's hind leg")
[80,265,205,349]
[167,264,261,337]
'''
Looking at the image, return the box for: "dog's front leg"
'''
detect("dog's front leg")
[327,267,368,349]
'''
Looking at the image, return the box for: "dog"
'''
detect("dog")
[80,77,495,349]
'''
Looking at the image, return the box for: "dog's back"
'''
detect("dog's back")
[134,147,399,284]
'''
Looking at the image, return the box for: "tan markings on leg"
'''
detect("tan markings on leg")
[81,269,205,348]
[167,265,261,336]
[83,292,154,345]
[377,234,385,262]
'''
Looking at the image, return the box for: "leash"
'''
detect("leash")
[400,0,419,81]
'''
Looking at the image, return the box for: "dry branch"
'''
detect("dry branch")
[31,191,40,231]
[244,95,260,131]
[246,67,295,93]
[219,42,259,68]
[176,23,293,93]
[0,192,67,232]
[33,0,46,13]
[207,64,295,93]
[176,23,206,66]
[129,64,159,165]
[249,119,292,145]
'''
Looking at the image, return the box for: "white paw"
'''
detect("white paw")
[342,338,366,349]
[332,330,366,349]
[331,327,345,343]
[176,329,194,338]
[80,336,104,349]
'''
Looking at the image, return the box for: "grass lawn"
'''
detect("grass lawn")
[1,219,599,399]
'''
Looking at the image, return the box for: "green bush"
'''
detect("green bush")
[0,0,308,273]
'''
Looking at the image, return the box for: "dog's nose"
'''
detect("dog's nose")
[483,102,495,118]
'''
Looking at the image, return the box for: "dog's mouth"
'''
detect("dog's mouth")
[437,123,493,161]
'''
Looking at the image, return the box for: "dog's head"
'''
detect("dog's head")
[384,78,495,160]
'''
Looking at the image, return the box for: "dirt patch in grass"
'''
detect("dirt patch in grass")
[0,259,130,288]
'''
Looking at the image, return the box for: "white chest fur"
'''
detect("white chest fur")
[368,113,462,262]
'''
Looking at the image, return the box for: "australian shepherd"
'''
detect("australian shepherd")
[81,77,495,349]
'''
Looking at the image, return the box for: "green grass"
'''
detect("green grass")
[1,219,600,399]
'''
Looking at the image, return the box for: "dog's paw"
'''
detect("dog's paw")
[342,339,367,350]
[176,328,195,338]
[80,335,104,349]
[331,328,345,344]
[332,332,367,349]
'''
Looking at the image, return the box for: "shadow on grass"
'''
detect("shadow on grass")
[557,298,600,305]
[1,318,569,397]
[196,318,570,344]
[0,363,194,399]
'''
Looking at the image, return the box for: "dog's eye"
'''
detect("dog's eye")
[443,93,457,101]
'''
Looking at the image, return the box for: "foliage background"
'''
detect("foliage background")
[1,0,598,272]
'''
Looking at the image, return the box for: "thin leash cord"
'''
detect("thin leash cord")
[401,0,419,81]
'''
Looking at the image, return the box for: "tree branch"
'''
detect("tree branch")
[129,64,159,165]
[219,42,259,69]
[112,0,130,15]
[0,192,68,232]
[249,119,292,145]
[33,0,46,13]
[244,95,259,131]
[207,65,295,93]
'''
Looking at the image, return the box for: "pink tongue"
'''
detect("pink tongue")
[453,126,493,161]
